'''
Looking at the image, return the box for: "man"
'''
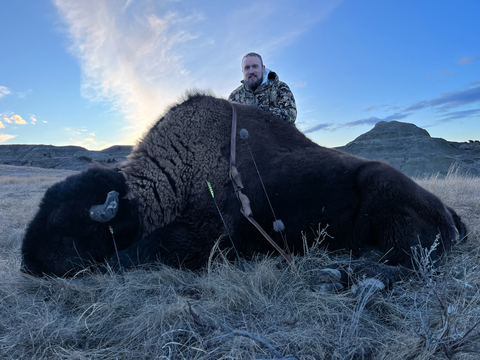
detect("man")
[228,52,297,124]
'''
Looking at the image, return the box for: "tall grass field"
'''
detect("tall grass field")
[0,164,479,359]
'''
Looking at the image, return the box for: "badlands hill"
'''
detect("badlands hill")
[0,144,132,171]
[337,121,480,177]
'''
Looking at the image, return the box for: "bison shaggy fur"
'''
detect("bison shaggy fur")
[21,93,466,277]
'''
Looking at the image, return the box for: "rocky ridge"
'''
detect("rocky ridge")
[336,121,480,177]
[0,144,132,171]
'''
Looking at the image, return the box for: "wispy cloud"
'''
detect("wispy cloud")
[0,86,10,99]
[303,111,412,134]
[53,0,341,144]
[0,134,17,143]
[457,56,479,66]
[293,81,307,88]
[427,70,457,79]
[404,85,480,112]
[387,105,402,111]
[0,86,32,99]
[3,117,11,124]
[0,121,4,129]
[430,86,480,110]
[343,113,411,127]
[304,123,333,134]
[404,100,429,112]
[54,0,206,142]
[364,104,401,113]
[17,89,32,99]
[437,108,480,122]
[223,1,339,62]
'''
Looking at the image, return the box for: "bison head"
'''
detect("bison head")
[21,166,140,277]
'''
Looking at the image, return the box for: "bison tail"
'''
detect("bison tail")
[449,207,468,244]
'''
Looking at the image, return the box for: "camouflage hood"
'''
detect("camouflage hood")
[262,68,273,85]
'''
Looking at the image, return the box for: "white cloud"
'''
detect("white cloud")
[3,117,12,123]
[457,56,479,66]
[11,115,27,124]
[427,70,457,79]
[0,87,32,99]
[0,134,17,142]
[0,86,10,98]
[54,0,204,142]
[294,81,307,88]
[17,89,32,99]
[0,121,4,129]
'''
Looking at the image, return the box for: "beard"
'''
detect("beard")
[246,74,263,91]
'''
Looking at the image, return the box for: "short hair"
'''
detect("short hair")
[242,52,263,68]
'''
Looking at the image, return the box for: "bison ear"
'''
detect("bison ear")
[89,191,119,223]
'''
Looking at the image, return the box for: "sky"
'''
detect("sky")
[1,0,479,150]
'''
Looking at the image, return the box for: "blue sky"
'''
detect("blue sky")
[1,0,479,150]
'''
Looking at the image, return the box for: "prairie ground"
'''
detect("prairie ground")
[0,164,479,359]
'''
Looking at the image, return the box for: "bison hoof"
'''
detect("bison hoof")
[310,268,345,293]
[351,278,387,296]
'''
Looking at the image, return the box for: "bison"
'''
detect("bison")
[21,93,466,279]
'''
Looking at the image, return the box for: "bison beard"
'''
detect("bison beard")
[21,93,466,280]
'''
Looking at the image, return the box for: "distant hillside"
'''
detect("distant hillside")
[336,121,480,177]
[1,122,479,176]
[0,144,133,171]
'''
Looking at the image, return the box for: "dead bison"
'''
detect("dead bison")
[21,93,466,277]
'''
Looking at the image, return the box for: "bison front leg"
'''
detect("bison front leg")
[107,230,161,270]
[311,260,413,294]
[107,221,211,271]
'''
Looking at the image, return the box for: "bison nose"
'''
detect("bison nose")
[20,258,42,277]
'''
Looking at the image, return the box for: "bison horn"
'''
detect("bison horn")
[89,191,119,223]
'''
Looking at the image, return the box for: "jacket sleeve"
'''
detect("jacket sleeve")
[259,82,297,123]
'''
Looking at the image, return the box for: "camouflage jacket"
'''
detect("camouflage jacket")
[228,70,297,123]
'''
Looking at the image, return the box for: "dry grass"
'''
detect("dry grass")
[0,165,479,359]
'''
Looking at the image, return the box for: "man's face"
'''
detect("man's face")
[242,56,265,90]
